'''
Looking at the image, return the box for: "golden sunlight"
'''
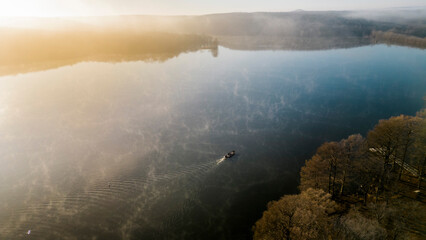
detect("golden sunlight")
[0,1,47,17]
[0,0,91,17]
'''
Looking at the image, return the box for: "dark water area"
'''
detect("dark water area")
[0,45,425,239]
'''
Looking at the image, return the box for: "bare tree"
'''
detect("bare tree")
[334,208,386,240]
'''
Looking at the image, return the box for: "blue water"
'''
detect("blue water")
[0,45,424,239]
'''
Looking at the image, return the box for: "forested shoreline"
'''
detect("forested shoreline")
[1,10,424,77]
[253,108,426,240]
[0,30,218,76]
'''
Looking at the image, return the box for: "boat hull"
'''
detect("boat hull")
[224,151,235,159]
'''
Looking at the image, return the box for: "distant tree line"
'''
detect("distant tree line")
[253,109,426,240]
[372,31,426,49]
[0,29,218,76]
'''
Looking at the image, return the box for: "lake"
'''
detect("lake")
[0,45,425,239]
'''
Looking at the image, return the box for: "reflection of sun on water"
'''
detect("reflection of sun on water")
[0,91,10,124]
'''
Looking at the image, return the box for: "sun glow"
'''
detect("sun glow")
[0,0,94,17]
[0,1,49,17]
[1,0,425,18]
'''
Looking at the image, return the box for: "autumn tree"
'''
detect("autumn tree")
[395,115,422,179]
[299,141,343,197]
[351,148,382,204]
[367,116,408,199]
[253,188,337,240]
[409,109,426,189]
[299,154,329,193]
[338,134,366,196]
[300,134,367,198]
[258,112,425,240]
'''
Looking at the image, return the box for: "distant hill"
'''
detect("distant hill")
[1,10,424,50]
[2,10,425,37]
[0,10,424,76]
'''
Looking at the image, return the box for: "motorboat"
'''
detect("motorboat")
[224,150,236,159]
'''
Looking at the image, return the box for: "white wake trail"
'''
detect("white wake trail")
[216,157,226,165]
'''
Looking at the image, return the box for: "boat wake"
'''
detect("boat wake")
[216,157,226,165]
[0,156,229,238]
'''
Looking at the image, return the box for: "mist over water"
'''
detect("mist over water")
[0,45,425,239]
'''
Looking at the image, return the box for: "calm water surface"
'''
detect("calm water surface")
[0,45,425,239]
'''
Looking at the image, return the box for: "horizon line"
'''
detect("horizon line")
[0,5,425,19]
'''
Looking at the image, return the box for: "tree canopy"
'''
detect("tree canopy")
[254,110,426,240]
[253,188,337,240]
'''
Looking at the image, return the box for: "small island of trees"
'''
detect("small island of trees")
[253,109,425,240]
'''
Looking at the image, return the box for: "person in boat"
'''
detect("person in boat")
[225,150,236,158]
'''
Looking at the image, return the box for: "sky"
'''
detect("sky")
[0,0,425,17]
